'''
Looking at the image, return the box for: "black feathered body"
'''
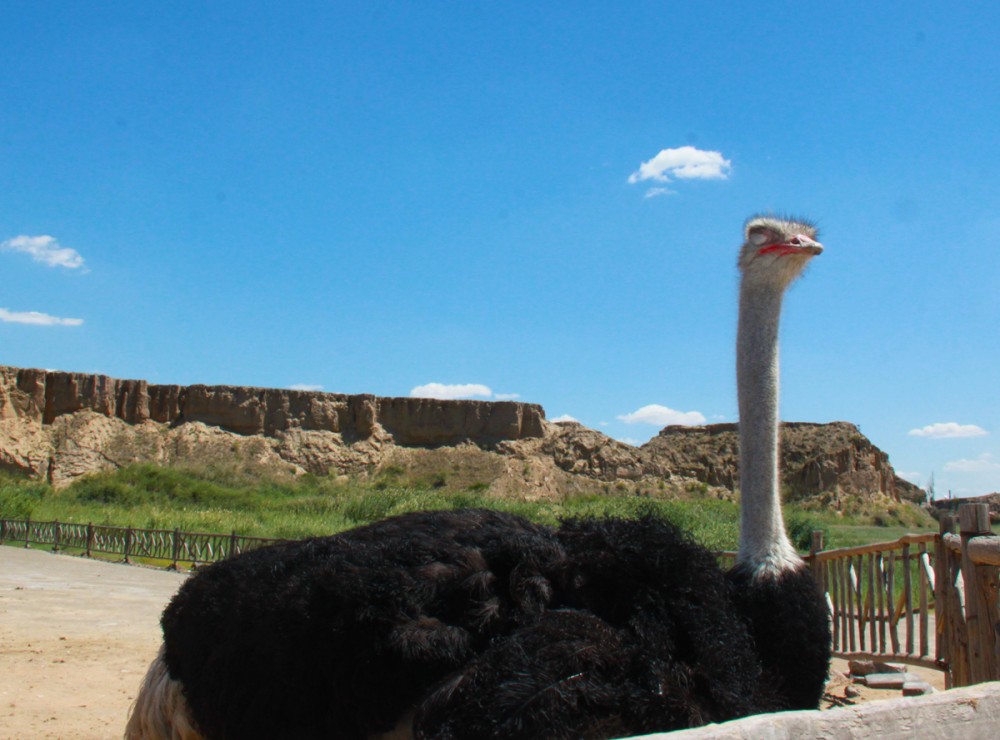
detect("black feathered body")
[727,563,832,711]
[160,509,830,739]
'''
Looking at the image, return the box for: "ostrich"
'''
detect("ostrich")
[126,215,830,739]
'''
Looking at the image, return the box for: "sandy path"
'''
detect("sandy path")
[0,546,187,740]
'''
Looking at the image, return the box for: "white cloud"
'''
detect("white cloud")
[1,235,85,269]
[617,404,706,427]
[896,471,924,485]
[628,146,732,185]
[943,453,1000,474]
[550,414,578,423]
[644,187,677,199]
[410,382,493,400]
[494,393,521,401]
[908,422,988,439]
[0,308,84,326]
[617,437,642,447]
[288,383,324,392]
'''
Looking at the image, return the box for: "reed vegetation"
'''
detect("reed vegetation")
[0,463,935,551]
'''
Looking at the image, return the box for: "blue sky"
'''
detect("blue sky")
[2,2,998,497]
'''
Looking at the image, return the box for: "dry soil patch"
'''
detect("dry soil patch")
[0,546,186,739]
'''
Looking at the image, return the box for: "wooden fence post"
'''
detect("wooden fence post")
[53,520,61,553]
[959,503,998,684]
[171,528,181,571]
[903,542,913,655]
[1,518,7,544]
[24,517,31,548]
[936,514,957,687]
[86,523,94,558]
[810,530,824,588]
[973,550,1000,682]
[230,530,239,559]
[919,543,930,659]
[124,526,133,564]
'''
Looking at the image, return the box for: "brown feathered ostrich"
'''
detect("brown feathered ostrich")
[125,215,830,739]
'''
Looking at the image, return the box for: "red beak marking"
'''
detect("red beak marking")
[758,235,820,257]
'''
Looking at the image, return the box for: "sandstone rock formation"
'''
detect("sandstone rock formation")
[0,366,919,503]
[642,422,923,503]
[930,492,1000,522]
[0,366,544,444]
[0,366,545,486]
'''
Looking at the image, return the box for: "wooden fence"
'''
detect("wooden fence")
[2,503,998,687]
[936,505,1000,687]
[813,532,938,670]
[0,518,284,569]
[811,502,1000,688]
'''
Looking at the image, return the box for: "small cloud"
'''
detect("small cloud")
[410,382,492,400]
[617,437,642,447]
[644,187,677,199]
[550,414,578,423]
[628,146,732,185]
[494,393,521,401]
[617,404,706,426]
[1,235,85,269]
[943,453,1000,473]
[0,308,83,326]
[908,422,988,439]
[288,384,324,392]
[896,471,923,485]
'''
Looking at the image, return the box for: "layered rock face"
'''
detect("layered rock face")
[0,366,544,485]
[1,366,544,444]
[0,365,918,503]
[642,422,922,502]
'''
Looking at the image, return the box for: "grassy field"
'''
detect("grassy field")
[0,463,943,553]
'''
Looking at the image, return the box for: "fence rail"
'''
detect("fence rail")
[2,503,998,687]
[0,518,284,569]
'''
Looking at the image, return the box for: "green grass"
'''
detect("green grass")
[0,464,938,551]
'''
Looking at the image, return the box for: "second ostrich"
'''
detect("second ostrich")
[126,215,831,739]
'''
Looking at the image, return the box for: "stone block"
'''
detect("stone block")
[863,672,924,689]
[903,681,936,696]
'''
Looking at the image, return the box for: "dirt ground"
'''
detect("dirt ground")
[0,546,187,739]
[0,546,947,740]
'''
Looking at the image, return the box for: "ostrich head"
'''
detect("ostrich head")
[738,216,822,289]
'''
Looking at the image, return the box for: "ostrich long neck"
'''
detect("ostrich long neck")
[736,281,802,575]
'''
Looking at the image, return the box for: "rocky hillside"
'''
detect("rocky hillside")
[930,493,1000,522]
[641,422,922,503]
[0,366,920,502]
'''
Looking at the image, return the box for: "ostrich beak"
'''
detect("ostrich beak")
[758,235,823,258]
[787,234,823,255]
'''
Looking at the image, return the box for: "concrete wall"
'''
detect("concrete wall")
[629,682,1000,740]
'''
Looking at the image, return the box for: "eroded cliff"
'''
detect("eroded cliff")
[0,366,919,503]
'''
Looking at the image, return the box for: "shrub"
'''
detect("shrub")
[0,474,51,519]
[786,513,830,550]
[71,476,139,505]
